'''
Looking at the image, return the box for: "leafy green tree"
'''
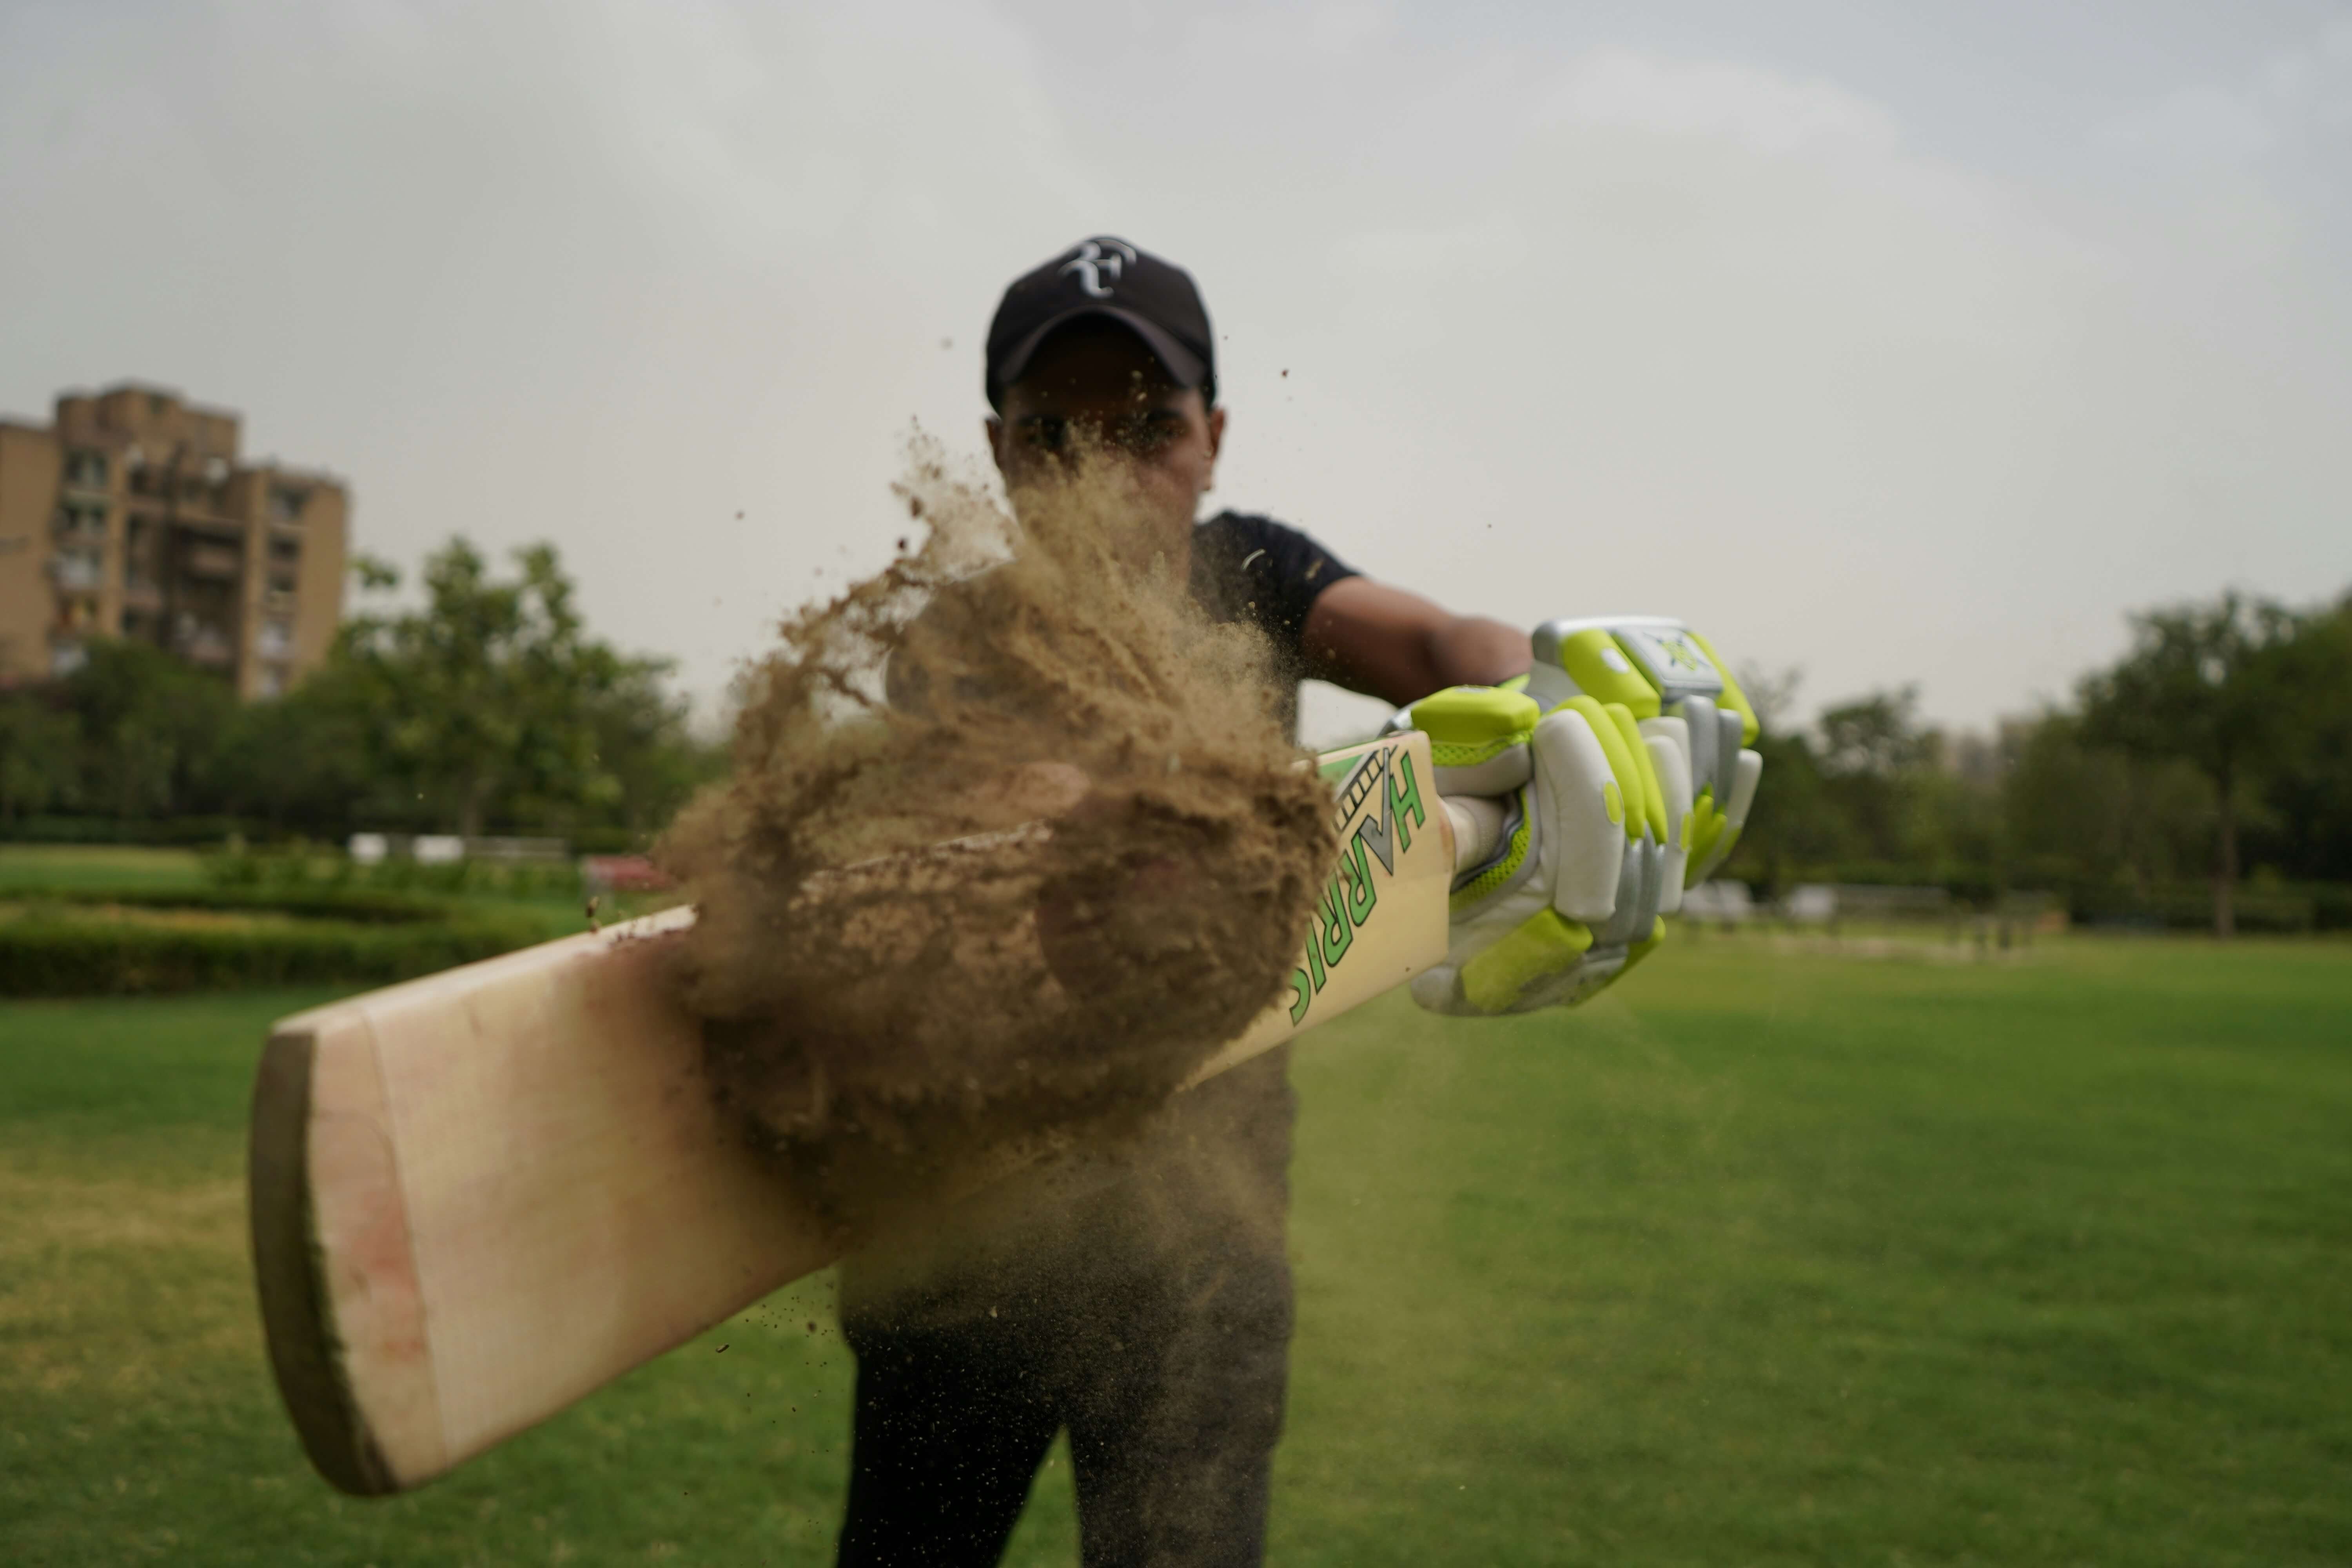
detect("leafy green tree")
[2078,591,2299,936]
[2002,710,2212,894]
[209,660,390,836]
[56,640,238,822]
[335,538,704,840]
[0,693,81,821]
[1814,686,1940,866]
[2250,591,2352,884]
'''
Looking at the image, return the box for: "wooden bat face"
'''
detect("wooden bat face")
[248,731,1455,1495]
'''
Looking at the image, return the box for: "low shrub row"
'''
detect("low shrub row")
[0,816,659,854]
[2065,885,2352,935]
[1737,862,2352,933]
[6,885,466,924]
[202,851,589,900]
[0,814,250,847]
[0,912,554,997]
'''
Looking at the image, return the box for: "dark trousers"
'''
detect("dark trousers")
[836,1058,1296,1568]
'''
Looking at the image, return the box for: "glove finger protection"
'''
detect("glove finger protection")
[1637,715,1695,915]
[1403,684,1665,1017]
[1526,617,1765,892]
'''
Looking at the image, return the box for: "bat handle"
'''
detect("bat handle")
[1442,795,1507,874]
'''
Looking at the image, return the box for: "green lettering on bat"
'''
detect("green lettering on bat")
[1319,876,1354,966]
[1343,835,1377,926]
[1389,749,1425,852]
[1290,738,1422,1030]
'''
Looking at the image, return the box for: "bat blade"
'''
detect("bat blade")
[249,732,1453,1495]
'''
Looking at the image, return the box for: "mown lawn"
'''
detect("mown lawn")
[0,845,207,894]
[3,936,2348,1565]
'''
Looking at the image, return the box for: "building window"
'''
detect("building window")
[52,549,103,592]
[51,641,88,678]
[53,503,104,542]
[257,620,293,659]
[269,486,308,523]
[258,665,285,698]
[64,450,109,489]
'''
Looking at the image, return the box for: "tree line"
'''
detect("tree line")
[0,539,723,852]
[1728,588,2352,935]
[3,543,2345,934]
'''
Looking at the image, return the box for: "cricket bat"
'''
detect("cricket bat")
[249,731,1485,1496]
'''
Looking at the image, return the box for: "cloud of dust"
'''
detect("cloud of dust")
[657,434,1338,1226]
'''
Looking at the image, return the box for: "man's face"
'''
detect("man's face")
[988,319,1225,554]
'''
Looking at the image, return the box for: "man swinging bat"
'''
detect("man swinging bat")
[828,237,1762,1566]
[241,241,1760,1538]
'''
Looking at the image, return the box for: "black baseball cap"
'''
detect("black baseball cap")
[985,237,1216,412]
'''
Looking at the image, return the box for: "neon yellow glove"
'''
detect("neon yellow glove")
[1403,684,1669,1017]
[1524,618,1764,907]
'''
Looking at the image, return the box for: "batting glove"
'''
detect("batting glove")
[1403,684,1670,1016]
[1524,618,1764,911]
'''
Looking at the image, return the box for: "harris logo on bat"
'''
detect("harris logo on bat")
[1287,740,1427,1025]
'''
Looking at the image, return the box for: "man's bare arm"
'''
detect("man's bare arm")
[1301,575,1531,707]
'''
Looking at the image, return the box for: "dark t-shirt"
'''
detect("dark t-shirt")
[844,509,1356,1330]
[1186,511,1358,731]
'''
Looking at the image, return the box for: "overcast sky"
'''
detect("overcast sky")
[4,0,2348,744]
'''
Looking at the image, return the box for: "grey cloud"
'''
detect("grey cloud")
[2,0,2346,749]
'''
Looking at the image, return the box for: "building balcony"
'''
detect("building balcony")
[181,543,243,579]
[122,580,163,610]
[177,628,235,666]
[49,554,103,592]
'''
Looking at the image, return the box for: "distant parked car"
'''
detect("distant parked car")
[581,855,674,894]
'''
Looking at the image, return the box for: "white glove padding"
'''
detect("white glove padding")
[1525,617,1764,907]
[1404,685,1670,1017]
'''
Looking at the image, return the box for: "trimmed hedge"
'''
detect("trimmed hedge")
[202,852,586,901]
[0,814,252,847]
[2066,886,2342,935]
[0,884,567,996]
[1736,861,2352,933]
[0,913,551,997]
[6,886,465,924]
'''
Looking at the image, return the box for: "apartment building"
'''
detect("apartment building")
[0,383,348,698]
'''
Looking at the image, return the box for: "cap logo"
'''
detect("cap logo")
[1058,238,1137,299]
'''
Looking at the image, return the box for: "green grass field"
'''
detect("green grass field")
[4,936,2349,1565]
[0,845,207,894]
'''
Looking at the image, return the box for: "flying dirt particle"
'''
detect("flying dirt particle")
[659,432,1334,1231]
